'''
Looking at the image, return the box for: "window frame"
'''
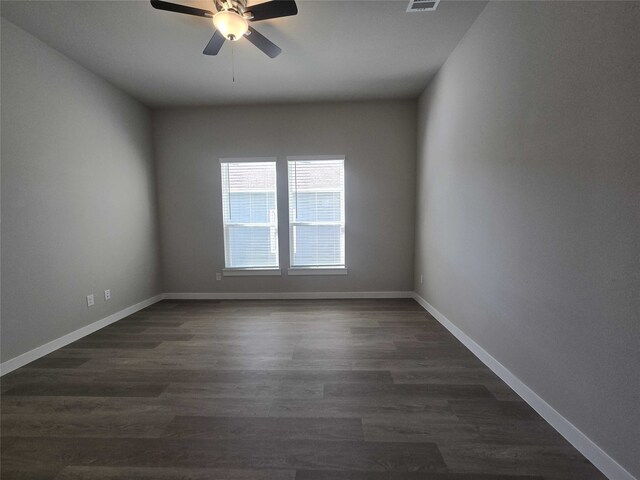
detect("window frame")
[219,157,282,276]
[286,155,347,276]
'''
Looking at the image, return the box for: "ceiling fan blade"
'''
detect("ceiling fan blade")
[203,30,225,55]
[150,0,213,18]
[245,26,282,58]
[246,0,297,22]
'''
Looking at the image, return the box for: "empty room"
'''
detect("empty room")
[1,0,638,479]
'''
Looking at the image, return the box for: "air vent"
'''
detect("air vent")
[406,0,440,12]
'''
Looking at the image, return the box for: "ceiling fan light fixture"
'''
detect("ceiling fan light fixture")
[213,10,248,41]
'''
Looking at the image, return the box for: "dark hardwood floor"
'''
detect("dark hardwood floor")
[1,299,606,479]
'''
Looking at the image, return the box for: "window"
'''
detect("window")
[220,159,279,272]
[288,156,345,272]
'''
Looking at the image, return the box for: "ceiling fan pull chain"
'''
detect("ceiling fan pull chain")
[231,43,236,83]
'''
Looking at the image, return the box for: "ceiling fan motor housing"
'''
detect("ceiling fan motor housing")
[215,0,248,16]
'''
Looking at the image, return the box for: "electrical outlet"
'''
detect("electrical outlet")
[86,294,95,307]
[420,274,424,285]
[104,289,111,301]
[216,273,222,281]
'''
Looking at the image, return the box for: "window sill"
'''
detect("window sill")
[287,267,348,276]
[223,268,282,277]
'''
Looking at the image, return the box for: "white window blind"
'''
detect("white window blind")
[288,158,345,268]
[220,160,279,269]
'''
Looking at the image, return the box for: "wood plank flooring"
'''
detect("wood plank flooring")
[1,299,606,480]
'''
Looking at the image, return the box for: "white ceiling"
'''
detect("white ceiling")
[1,0,487,106]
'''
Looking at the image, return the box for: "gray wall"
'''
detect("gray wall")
[414,2,639,476]
[154,101,416,293]
[1,19,162,362]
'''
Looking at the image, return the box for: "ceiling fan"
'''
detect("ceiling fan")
[150,0,297,58]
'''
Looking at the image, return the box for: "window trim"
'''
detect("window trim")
[220,157,279,271]
[219,157,278,164]
[287,267,347,276]
[286,155,346,272]
[286,155,346,162]
[223,268,282,277]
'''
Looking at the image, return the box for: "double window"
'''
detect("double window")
[220,156,345,275]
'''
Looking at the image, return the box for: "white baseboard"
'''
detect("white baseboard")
[411,292,636,480]
[164,291,414,300]
[0,294,165,376]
